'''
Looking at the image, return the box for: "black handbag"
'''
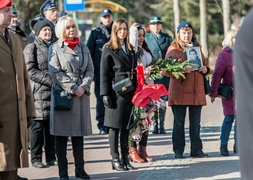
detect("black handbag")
[53,89,73,110]
[112,77,134,95]
[112,52,135,96]
[218,84,233,100]
[203,75,212,95]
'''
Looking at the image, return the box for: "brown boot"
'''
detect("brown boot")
[139,145,154,162]
[129,147,144,163]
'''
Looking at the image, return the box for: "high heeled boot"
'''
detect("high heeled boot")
[139,145,154,162]
[111,158,125,171]
[129,147,144,163]
[121,154,135,170]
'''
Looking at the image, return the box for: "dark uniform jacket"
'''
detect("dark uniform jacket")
[100,46,137,129]
[87,22,112,75]
[8,26,29,49]
[145,31,172,89]
[23,36,52,120]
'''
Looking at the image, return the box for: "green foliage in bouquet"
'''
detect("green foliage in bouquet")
[146,58,198,80]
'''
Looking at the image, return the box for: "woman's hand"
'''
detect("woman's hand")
[210,96,216,103]
[160,70,167,76]
[199,66,208,74]
[184,66,194,73]
[75,87,85,97]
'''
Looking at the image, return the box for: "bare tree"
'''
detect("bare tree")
[222,0,230,36]
[200,0,208,58]
[173,0,180,36]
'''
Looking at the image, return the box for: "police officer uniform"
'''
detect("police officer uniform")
[8,5,29,49]
[145,16,172,134]
[40,0,58,43]
[87,9,113,134]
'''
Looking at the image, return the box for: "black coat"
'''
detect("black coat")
[24,36,52,120]
[100,46,137,129]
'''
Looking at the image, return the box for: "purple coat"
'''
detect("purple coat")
[210,47,235,115]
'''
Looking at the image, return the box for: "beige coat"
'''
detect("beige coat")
[0,31,36,171]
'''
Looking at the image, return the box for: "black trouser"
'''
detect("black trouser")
[109,128,129,159]
[55,136,84,177]
[30,120,56,163]
[0,170,17,180]
[171,105,203,154]
[130,131,148,147]
[94,76,105,130]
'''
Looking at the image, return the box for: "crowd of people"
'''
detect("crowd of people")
[0,0,238,179]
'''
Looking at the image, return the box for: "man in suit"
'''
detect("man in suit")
[87,9,114,135]
[234,7,253,180]
[0,0,36,179]
[145,16,172,134]
[40,0,58,43]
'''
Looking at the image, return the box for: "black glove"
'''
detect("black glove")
[103,96,112,108]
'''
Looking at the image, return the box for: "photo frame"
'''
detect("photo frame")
[185,46,203,70]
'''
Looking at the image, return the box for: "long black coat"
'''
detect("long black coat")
[100,46,137,129]
[24,36,52,121]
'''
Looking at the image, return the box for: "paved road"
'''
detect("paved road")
[19,83,240,180]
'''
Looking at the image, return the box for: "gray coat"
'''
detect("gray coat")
[234,8,253,180]
[48,39,94,136]
[100,46,137,129]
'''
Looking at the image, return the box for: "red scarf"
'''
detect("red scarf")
[64,37,79,50]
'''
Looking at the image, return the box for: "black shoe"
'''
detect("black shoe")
[234,144,237,153]
[75,169,90,179]
[99,128,108,135]
[17,175,28,180]
[190,150,209,158]
[32,161,46,168]
[121,155,135,170]
[111,158,125,171]
[46,160,58,166]
[60,178,69,180]
[220,144,229,156]
[160,129,166,134]
[175,152,184,159]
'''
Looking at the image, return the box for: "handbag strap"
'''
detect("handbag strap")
[130,51,135,80]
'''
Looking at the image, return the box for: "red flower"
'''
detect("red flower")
[178,58,183,63]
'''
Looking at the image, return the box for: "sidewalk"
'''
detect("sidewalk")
[18,83,240,180]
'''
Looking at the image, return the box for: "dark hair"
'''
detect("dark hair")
[136,23,154,60]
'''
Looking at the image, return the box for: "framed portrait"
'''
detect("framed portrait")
[185,46,203,70]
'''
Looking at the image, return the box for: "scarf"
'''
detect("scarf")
[64,37,79,50]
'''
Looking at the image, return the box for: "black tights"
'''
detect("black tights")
[130,130,148,147]
[108,128,129,159]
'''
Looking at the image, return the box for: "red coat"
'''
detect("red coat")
[165,46,210,106]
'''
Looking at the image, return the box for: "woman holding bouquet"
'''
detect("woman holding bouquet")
[162,21,210,159]
[128,23,154,163]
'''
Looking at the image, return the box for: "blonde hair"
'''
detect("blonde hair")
[106,18,132,50]
[55,16,79,40]
[171,26,200,50]
[222,29,239,47]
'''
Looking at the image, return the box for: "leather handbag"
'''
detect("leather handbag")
[112,52,135,96]
[53,44,85,110]
[218,84,233,100]
[53,89,73,110]
[203,75,212,95]
[112,77,134,95]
